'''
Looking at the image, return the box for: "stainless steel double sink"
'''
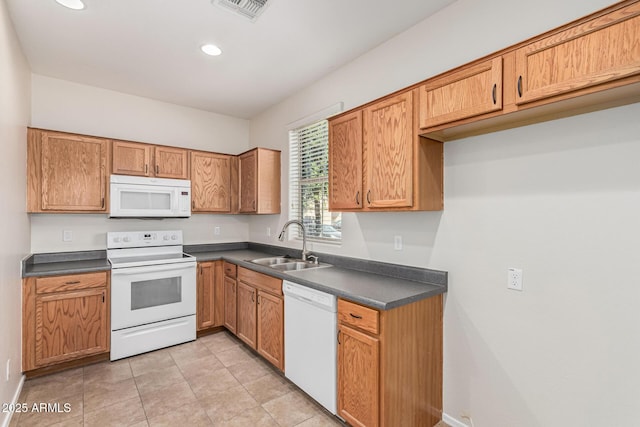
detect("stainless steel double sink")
[249,256,330,271]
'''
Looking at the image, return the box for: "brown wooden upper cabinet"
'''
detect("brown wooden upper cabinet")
[112,140,189,179]
[329,110,363,210]
[515,2,640,105]
[238,148,281,214]
[190,150,232,213]
[419,57,503,129]
[27,129,109,213]
[328,90,443,212]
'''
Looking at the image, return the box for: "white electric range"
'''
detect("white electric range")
[107,230,197,360]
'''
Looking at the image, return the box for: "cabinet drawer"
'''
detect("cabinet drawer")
[338,299,379,335]
[35,271,108,294]
[238,267,282,296]
[224,262,237,278]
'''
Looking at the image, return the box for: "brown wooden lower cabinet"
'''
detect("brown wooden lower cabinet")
[22,271,110,372]
[337,296,443,427]
[223,275,237,334]
[196,261,224,331]
[232,267,284,371]
[236,281,258,348]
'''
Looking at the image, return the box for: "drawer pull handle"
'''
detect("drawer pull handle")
[366,190,371,205]
[517,76,523,98]
[145,164,148,174]
[492,83,497,105]
[65,280,81,285]
[337,330,341,344]
[355,191,360,205]
[251,291,255,303]
[156,164,160,174]
[349,313,362,319]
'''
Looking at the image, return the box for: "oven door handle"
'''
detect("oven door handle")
[110,263,196,276]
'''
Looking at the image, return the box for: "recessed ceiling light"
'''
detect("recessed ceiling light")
[55,0,85,10]
[201,44,222,56]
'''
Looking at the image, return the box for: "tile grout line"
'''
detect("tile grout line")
[171,340,218,426]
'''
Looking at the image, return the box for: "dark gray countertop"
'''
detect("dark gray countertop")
[23,250,110,277]
[22,243,447,310]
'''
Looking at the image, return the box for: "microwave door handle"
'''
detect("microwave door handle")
[110,263,195,276]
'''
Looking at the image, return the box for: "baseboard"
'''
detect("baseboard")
[443,412,470,427]
[1,374,25,427]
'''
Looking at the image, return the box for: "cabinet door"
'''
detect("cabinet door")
[191,151,231,212]
[257,291,284,371]
[515,3,640,105]
[238,150,258,213]
[112,141,152,176]
[35,288,108,367]
[419,57,503,128]
[236,281,257,349]
[363,91,414,209]
[197,262,215,331]
[338,325,380,427]
[41,132,108,211]
[155,146,189,179]
[224,276,237,334]
[329,110,363,210]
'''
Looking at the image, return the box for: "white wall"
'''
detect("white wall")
[0,0,31,424]
[30,75,252,252]
[249,0,640,425]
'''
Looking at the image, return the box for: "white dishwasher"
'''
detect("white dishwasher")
[283,280,337,415]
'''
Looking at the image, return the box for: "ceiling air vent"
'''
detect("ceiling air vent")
[212,0,270,22]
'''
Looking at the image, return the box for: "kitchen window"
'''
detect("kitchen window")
[289,118,342,243]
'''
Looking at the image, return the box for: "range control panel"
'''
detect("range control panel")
[107,230,183,249]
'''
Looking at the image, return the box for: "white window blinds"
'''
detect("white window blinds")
[289,120,341,242]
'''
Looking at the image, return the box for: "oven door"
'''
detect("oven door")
[109,183,191,218]
[111,262,196,331]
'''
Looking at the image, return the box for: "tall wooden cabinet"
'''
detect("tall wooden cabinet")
[234,267,284,371]
[22,272,110,372]
[190,151,232,213]
[196,261,224,331]
[238,148,281,214]
[27,129,109,213]
[337,296,443,427]
[112,140,188,179]
[328,90,444,212]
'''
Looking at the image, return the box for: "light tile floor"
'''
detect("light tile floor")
[8,332,346,427]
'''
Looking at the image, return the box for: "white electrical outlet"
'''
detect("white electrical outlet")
[266,227,271,237]
[508,268,523,291]
[214,226,221,236]
[394,235,403,250]
[6,359,10,381]
[63,230,72,242]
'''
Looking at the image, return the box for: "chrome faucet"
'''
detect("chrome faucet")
[278,219,310,261]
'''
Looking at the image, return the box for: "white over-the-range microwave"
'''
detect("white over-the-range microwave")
[109,175,191,218]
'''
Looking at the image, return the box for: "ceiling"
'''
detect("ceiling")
[6,0,456,119]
